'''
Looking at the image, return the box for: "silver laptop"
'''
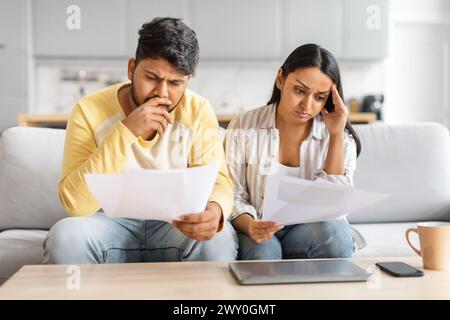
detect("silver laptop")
[229,259,370,285]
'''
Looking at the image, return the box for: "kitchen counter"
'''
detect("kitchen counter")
[17,112,377,129]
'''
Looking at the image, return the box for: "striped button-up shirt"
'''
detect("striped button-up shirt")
[225,103,367,250]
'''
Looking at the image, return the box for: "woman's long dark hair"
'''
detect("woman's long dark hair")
[268,43,361,157]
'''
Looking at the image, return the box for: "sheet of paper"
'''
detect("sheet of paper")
[262,175,390,225]
[183,164,221,213]
[84,163,220,221]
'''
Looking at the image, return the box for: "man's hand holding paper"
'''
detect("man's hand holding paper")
[85,164,222,240]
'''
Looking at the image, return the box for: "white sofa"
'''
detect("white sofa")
[1,122,450,285]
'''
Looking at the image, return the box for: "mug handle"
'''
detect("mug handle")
[405,228,421,256]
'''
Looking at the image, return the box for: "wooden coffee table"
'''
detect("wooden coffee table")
[0,256,448,300]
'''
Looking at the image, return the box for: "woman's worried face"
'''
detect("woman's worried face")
[276,67,333,124]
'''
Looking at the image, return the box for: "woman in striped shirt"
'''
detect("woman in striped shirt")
[225,44,366,260]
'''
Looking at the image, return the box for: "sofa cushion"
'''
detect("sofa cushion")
[350,122,450,223]
[352,222,419,258]
[0,229,47,285]
[0,127,68,230]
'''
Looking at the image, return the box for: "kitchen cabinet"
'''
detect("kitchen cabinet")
[285,0,389,60]
[16,112,377,129]
[343,0,389,60]
[284,0,343,58]
[0,0,30,131]
[33,0,127,57]
[192,0,282,60]
[30,0,389,61]
[0,0,29,97]
[0,0,28,52]
[126,0,192,57]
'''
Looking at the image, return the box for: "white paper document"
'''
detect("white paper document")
[84,164,220,221]
[262,175,390,225]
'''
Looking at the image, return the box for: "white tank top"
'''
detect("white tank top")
[276,162,299,177]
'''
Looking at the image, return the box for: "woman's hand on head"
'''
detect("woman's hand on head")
[322,84,348,136]
[248,220,284,244]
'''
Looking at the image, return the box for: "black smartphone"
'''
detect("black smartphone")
[324,94,335,113]
[376,262,424,277]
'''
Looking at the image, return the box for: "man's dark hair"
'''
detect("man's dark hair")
[135,17,199,75]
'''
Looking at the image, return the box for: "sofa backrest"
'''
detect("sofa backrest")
[0,127,67,231]
[349,122,450,223]
[1,123,450,230]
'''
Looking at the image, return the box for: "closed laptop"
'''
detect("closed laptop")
[229,259,370,285]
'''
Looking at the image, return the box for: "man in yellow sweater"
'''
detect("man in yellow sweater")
[43,17,237,264]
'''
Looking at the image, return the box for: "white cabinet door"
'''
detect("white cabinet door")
[0,0,28,52]
[343,0,389,60]
[33,0,127,57]
[0,0,29,131]
[285,0,343,58]
[0,0,28,97]
[192,0,282,59]
[126,0,192,57]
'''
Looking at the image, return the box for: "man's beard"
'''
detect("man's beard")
[129,81,141,108]
[129,80,185,113]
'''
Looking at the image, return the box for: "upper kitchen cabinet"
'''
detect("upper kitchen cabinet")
[0,0,30,131]
[33,0,127,57]
[0,0,28,52]
[0,0,29,97]
[343,0,389,60]
[285,0,343,58]
[192,0,282,60]
[126,0,192,57]
[285,0,389,60]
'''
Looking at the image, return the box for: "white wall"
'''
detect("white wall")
[383,0,450,125]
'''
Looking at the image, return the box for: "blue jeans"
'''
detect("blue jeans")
[43,213,238,264]
[237,220,355,260]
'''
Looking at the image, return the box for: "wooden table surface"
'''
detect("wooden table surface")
[0,256,448,300]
